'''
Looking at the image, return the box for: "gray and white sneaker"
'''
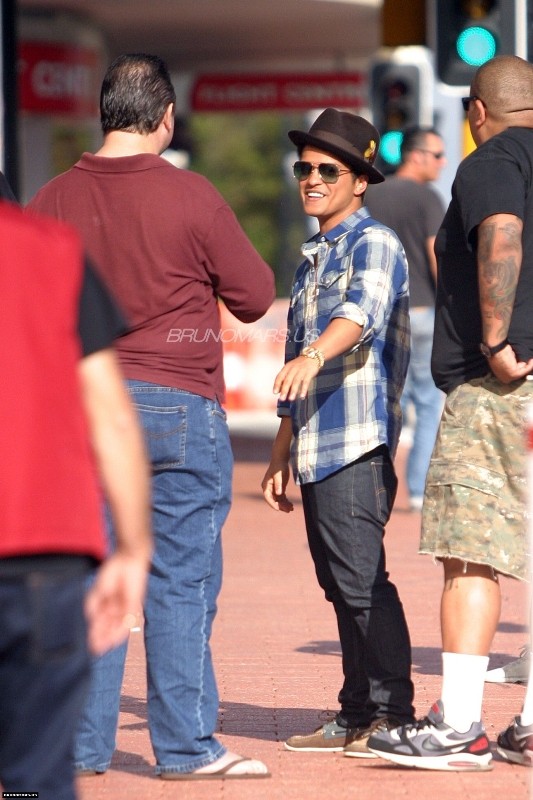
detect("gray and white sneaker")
[485,646,529,684]
[497,716,533,766]
[367,700,493,771]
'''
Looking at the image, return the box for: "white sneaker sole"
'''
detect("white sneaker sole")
[343,750,378,759]
[367,749,493,771]
[496,746,533,766]
[485,670,527,684]
[284,742,344,752]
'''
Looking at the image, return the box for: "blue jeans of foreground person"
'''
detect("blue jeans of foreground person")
[300,446,414,726]
[401,307,443,502]
[73,382,233,775]
[0,565,91,800]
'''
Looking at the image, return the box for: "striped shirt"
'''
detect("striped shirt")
[278,208,410,485]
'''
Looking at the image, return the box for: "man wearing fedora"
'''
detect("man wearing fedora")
[262,108,415,757]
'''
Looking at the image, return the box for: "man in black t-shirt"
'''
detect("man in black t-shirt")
[368,55,533,771]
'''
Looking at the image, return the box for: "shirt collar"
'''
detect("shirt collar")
[313,207,371,244]
[302,207,371,259]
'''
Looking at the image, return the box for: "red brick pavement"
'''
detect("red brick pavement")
[78,434,530,800]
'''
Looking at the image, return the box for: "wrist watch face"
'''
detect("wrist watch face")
[480,339,507,358]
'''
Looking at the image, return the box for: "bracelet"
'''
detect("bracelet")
[301,346,325,370]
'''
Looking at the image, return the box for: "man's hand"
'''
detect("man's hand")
[487,345,533,384]
[273,355,320,401]
[85,552,150,655]
[261,460,294,513]
[262,416,294,512]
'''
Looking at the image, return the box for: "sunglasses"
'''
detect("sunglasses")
[417,149,445,160]
[293,161,353,184]
[461,95,479,111]
[462,94,531,114]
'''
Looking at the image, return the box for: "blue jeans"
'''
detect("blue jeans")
[300,447,414,726]
[73,382,233,775]
[0,566,91,800]
[401,307,443,499]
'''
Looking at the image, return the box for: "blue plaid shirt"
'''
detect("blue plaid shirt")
[278,208,410,485]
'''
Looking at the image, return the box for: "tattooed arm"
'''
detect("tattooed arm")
[477,213,533,383]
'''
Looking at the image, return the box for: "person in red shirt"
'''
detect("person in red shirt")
[0,201,151,800]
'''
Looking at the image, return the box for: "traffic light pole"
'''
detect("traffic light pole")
[516,0,528,58]
[432,85,464,202]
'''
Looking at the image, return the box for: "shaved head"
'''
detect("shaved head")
[472,55,533,122]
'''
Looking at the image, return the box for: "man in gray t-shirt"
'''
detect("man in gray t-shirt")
[366,127,446,511]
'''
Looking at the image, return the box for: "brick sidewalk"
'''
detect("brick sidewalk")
[78,436,530,800]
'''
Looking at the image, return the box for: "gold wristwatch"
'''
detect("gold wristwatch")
[301,346,325,369]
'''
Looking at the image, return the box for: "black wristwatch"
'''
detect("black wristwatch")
[480,338,509,359]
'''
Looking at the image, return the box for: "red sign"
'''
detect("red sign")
[19,42,100,116]
[192,72,367,112]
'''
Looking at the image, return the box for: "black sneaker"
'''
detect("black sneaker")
[497,716,533,766]
[284,720,359,752]
[367,700,493,771]
[485,646,529,684]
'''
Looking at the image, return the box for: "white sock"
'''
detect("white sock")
[441,652,489,732]
[518,592,533,726]
[519,703,533,728]
[519,649,533,726]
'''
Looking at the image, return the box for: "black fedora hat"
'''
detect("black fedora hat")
[288,108,384,184]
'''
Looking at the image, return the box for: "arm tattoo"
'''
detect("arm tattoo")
[478,219,522,340]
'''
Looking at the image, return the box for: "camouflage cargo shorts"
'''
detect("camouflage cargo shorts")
[420,373,533,581]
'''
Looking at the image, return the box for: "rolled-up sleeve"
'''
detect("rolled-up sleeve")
[330,228,407,346]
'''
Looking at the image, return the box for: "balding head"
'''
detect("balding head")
[472,55,533,123]
[467,56,533,145]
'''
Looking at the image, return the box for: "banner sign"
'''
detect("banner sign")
[19,42,100,116]
[192,72,367,112]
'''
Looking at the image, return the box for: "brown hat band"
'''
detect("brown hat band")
[308,129,369,163]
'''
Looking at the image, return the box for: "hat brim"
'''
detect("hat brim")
[288,129,384,184]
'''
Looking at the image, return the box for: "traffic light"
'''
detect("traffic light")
[370,47,433,172]
[435,0,518,87]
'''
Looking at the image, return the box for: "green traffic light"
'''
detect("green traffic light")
[380,131,403,166]
[456,26,497,66]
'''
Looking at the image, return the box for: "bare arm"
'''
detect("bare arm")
[477,213,533,383]
[261,416,294,513]
[78,348,152,654]
[426,235,438,285]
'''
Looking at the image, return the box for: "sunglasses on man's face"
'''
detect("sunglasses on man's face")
[417,149,446,160]
[293,161,353,184]
[461,95,479,111]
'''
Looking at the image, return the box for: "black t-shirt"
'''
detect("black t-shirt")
[432,127,533,394]
[79,257,127,355]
